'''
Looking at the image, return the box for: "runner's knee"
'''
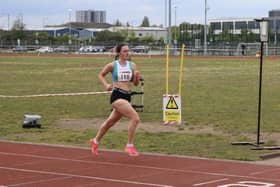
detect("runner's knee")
[131,115,140,126]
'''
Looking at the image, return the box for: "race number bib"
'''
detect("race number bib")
[118,71,132,81]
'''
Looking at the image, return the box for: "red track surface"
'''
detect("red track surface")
[0,141,280,187]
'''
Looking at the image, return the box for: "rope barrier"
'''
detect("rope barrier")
[0,91,112,98]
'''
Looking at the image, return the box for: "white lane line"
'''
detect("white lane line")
[192,178,229,186]
[0,166,173,187]
[250,168,280,175]
[7,176,71,187]
[1,152,280,183]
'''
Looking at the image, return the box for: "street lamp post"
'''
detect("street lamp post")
[6,13,10,31]
[42,17,47,29]
[255,18,268,146]
[274,19,277,46]
[165,0,167,28]
[168,0,172,46]
[232,18,280,150]
[1,13,10,30]
[204,0,208,56]
[174,6,177,47]
[68,9,72,45]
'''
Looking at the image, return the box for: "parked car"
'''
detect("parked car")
[78,46,88,53]
[12,46,28,52]
[131,45,150,53]
[36,46,54,53]
[78,45,106,53]
[92,46,106,52]
[53,46,69,52]
[78,46,93,53]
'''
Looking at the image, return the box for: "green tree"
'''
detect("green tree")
[216,28,231,43]
[177,22,192,45]
[10,18,26,41]
[36,32,53,45]
[11,18,25,31]
[171,26,179,42]
[55,35,69,45]
[208,25,216,45]
[247,30,257,42]
[37,32,49,40]
[240,28,249,42]
[95,30,125,42]
[140,16,150,27]
[114,19,122,26]
[141,36,154,43]
[127,31,140,44]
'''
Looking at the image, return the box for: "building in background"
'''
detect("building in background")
[209,10,280,36]
[208,18,260,35]
[76,10,106,24]
[110,26,167,40]
[268,10,280,45]
[208,9,280,45]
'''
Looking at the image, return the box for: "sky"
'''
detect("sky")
[0,0,278,29]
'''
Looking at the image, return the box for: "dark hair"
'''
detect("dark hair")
[114,43,128,60]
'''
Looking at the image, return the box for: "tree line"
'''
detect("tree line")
[0,16,278,47]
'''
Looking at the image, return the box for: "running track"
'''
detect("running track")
[0,141,280,187]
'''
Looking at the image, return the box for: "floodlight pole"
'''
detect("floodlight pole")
[0,13,10,31]
[252,19,280,150]
[257,39,264,145]
[168,0,172,46]
[165,0,167,28]
[232,19,280,150]
[6,13,10,31]
[255,18,268,146]
[68,9,72,46]
[231,19,266,147]
[174,5,177,47]
[204,0,208,56]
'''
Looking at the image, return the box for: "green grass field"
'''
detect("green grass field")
[0,54,279,161]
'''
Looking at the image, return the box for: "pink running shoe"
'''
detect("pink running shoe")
[90,139,98,155]
[125,146,139,156]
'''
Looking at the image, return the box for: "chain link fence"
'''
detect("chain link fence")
[0,40,280,56]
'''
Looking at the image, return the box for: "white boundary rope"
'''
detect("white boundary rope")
[0,91,112,98]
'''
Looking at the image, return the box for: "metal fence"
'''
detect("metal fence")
[0,40,280,56]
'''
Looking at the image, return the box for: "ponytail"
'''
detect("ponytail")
[114,54,119,60]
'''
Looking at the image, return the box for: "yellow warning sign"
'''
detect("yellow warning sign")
[164,110,181,121]
[163,94,181,124]
[166,96,178,109]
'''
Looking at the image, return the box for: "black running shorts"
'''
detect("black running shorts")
[110,88,131,104]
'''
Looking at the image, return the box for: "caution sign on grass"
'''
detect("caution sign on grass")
[163,44,185,125]
[163,94,181,124]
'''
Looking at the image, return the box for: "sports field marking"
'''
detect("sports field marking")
[217,181,275,187]
[249,168,280,175]
[1,151,280,183]
[192,178,229,186]
[5,176,71,187]
[0,166,174,187]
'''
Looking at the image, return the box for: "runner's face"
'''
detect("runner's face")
[120,46,130,60]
